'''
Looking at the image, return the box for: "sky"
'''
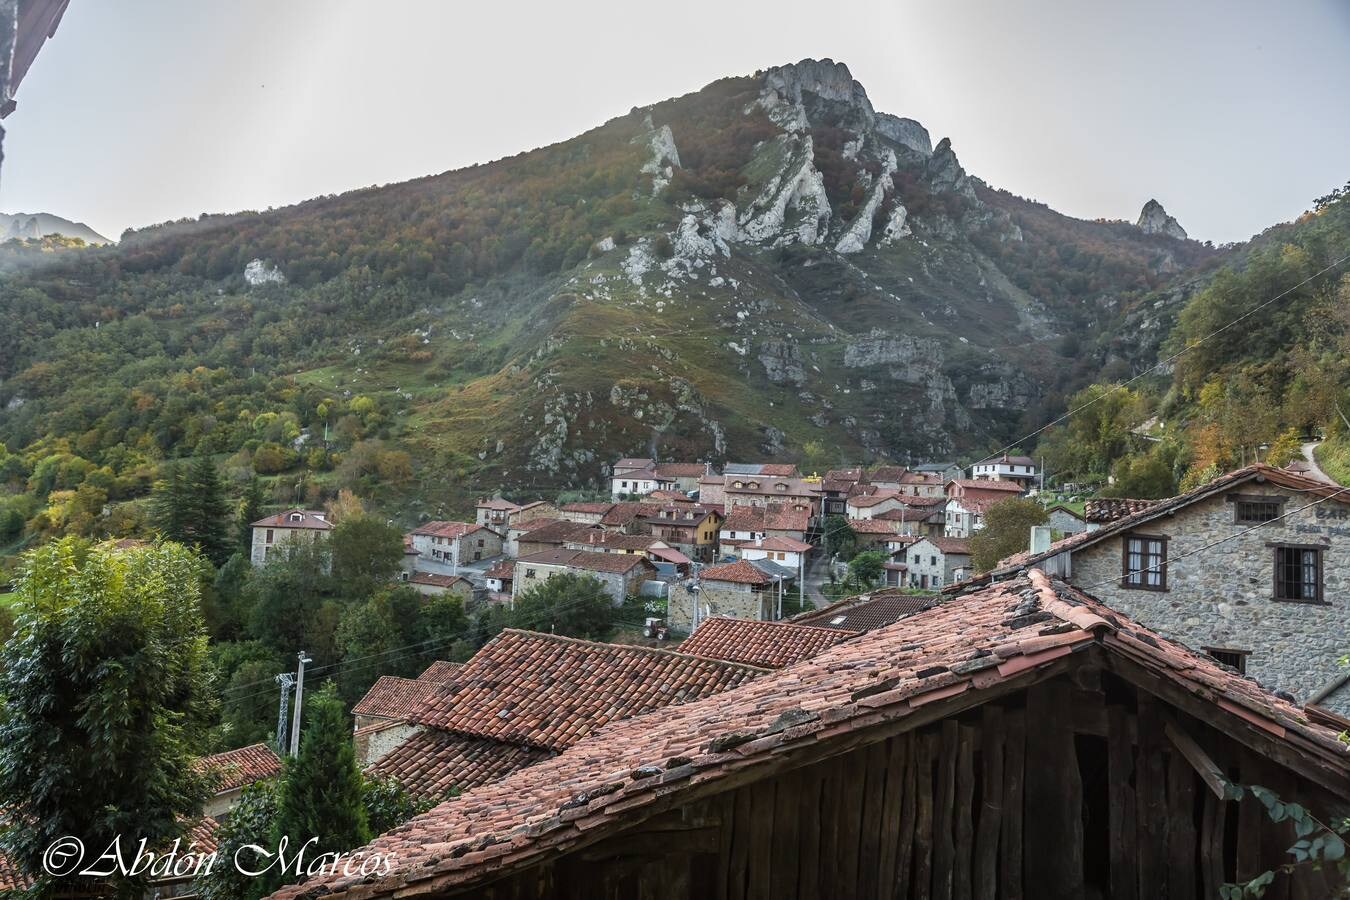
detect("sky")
[2,0,1347,244]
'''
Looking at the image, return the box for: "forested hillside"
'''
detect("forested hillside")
[1037,181,1350,495]
[0,58,1274,561]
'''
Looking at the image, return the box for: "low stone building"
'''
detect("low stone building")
[1045,503,1089,535]
[668,559,783,629]
[513,548,657,604]
[984,464,1350,712]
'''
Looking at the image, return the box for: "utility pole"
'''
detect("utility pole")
[273,673,294,754]
[690,574,702,633]
[288,651,312,757]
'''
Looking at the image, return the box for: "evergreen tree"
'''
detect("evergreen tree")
[184,454,234,566]
[238,475,267,554]
[265,684,370,894]
[150,461,190,543]
[0,539,213,895]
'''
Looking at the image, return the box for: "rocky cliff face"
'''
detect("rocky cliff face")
[1136,199,1188,240]
[0,211,110,244]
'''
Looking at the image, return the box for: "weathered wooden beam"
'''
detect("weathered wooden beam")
[877,737,906,896]
[895,734,918,900]
[1106,705,1137,900]
[1167,745,1198,898]
[1024,680,1084,895]
[1165,720,1228,800]
[933,719,959,900]
[913,731,936,900]
[1000,709,1026,900]
[953,724,977,900]
[972,705,1003,900]
[1136,693,1170,898]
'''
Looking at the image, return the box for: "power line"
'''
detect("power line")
[961,251,1350,470]
[1077,483,1350,593]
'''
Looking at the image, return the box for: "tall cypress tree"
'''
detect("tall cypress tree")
[184,455,233,566]
[237,475,267,555]
[150,461,190,543]
[265,684,370,893]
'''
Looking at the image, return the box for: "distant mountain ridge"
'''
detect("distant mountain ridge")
[0,58,1243,515]
[0,211,110,244]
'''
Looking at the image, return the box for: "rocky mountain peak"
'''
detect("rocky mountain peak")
[1136,199,1187,240]
[760,58,872,113]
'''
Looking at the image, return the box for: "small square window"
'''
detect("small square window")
[1122,535,1167,591]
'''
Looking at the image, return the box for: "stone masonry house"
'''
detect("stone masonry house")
[844,488,906,519]
[194,742,282,819]
[723,475,822,517]
[352,660,463,768]
[669,559,782,628]
[513,548,657,603]
[903,535,971,590]
[407,521,504,570]
[271,569,1350,900]
[474,497,520,527]
[1045,503,1089,535]
[982,464,1350,712]
[406,571,475,599]
[249,508,332,567]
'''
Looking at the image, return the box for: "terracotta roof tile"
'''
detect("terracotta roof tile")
[1084,497,1158,523]
[654,462,707,478]
[699,559,776,585]
[418,660,462,682]
[678,617,852,668]
[193,742,282,793]
[353,676,446,721]
[414,630,765,751]
[270,569,1350,899]
[792,590,936,631]
[369,730,553,800]
[250,508,332,530]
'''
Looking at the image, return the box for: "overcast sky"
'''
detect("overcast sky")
[2,0,1347,243]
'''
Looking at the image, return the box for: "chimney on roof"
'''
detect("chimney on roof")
[1029,525,1052,555]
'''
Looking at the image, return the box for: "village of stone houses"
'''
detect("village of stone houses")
[5,10,1350,899]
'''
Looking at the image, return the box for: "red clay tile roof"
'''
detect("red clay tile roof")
[409,572,472,589]
[654,462,707,478]
[193,742,282,793]
[867,465,909,483]
[476,497,520,511]
[560,501,615,515]
[915,536,971,556]
[677,617,852,668]
[270,568,1350,899]
[482,559,515,580]
[409,521,498,540]
[570,531,662,551]
[791,589,936,631]
[418,660,462,682]
[949,479,1023,493]
[746,536,812,553]
[613,457,655,469]
[599,502,656,527]
[1084,497,1159,523]
[567,550,657,575]
[413,630,765,751]
[369,730,553,800]
[847,490,902,508]
[250,508,332,530]
[756,463,800,477]
[846,517,906,535]
[353,676,445,721]
[515,519,599,544]
[699,559,776,585]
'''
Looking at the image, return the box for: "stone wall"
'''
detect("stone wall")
[668,582,768,631]
[1068,489,1350,711]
